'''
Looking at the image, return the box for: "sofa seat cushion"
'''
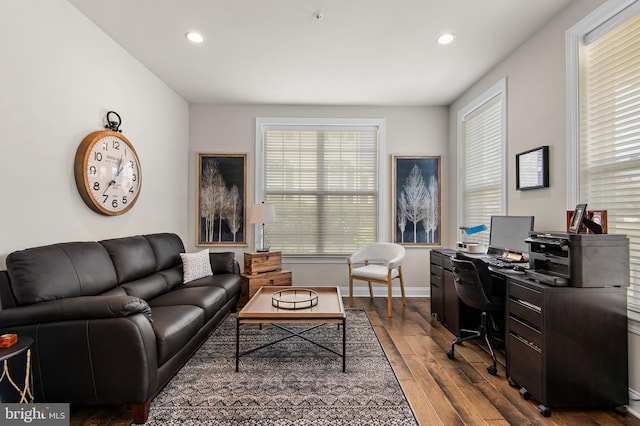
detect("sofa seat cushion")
[149,305,204,365]
[149,286,226,322]
[184,274,240,302]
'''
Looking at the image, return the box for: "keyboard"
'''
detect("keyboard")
[488,260,512,269]
[495,256,527,264]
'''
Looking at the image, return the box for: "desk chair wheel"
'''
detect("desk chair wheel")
[615,406,628,416]
[487,365,497,375]
[446,350,455,359]
[538,405,552,417]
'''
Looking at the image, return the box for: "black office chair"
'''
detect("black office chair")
[446,253,504,375]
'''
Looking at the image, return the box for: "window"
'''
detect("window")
[457,79,507,246]
[255,118,384,257]
[568,0,640,327]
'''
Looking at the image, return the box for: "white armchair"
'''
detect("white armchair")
[347,243,406,318]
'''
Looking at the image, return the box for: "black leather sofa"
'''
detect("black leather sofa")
[0,233,240,423]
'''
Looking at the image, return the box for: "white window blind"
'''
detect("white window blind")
[579,10,640,322]
[460,98,504,246]
[261,125,379,256]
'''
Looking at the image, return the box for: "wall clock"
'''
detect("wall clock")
[74,112,142,216]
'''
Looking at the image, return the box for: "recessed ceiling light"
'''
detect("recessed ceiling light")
[185,32,205,44]
[437,33,455,45]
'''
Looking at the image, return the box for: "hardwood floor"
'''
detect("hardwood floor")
[70,297,640,425]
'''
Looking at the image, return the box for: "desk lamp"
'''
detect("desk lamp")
[457,224,487,253]
[250,202,276,252]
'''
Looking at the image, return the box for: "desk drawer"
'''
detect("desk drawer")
[509,299,542,330]
[430,252,443,267]
[442,257,453,271]
[508,332,542,399]
[510,281,542,306]
[431,264,443,279]
[509,316,542,349]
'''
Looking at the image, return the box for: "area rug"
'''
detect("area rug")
[146,309,417,425]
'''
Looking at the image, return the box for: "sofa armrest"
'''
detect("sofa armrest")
[1,313,158,406]
[209,252,240,275]
[0,295,151,328]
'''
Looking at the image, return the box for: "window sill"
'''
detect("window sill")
[283,255,348,264]
[629,316,640,336]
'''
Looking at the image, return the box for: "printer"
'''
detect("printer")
[523,232,629,287]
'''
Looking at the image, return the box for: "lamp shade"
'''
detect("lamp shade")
[250,202,276,224]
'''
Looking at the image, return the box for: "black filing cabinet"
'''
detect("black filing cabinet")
[430,249,480,336]
[506,276,628,416]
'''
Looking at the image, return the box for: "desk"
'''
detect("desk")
[429,248,629,416]
[0,336,33,403]
[505,276,628,416]
[429,249,508,337]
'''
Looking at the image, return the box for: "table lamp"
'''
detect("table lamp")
[250,202,276,252]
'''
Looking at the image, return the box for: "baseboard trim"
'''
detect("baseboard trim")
[629,389,640,419]
[339,285,429,298]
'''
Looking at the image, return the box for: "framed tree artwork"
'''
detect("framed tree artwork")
[392,155,441,246]
[197,153,247,246]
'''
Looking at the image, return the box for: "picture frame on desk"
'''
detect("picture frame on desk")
[588,210,608,234]
[568,204,587,234]
[566,209,608,234]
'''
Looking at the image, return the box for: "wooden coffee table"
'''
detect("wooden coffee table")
[235,286,346,372]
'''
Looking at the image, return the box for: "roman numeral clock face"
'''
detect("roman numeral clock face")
[74,130,142,215]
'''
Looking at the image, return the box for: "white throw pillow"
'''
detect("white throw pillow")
[180,249,213,283]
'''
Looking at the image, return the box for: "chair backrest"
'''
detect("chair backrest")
[349,243,405,268]
[450,258,494,312]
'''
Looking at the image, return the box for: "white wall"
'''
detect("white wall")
[189,104,448,295]
[447,0,640,407]
[447,0,604,236]
[0,0,189,268]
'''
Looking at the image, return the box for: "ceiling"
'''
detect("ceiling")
[68,0,573,106]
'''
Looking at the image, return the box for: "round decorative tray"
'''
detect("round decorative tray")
[272,288,319,310]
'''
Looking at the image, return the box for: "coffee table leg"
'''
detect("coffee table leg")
[342,317,346,373]
[235,316,240,372]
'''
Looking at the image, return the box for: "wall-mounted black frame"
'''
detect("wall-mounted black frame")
[516,145,549,190]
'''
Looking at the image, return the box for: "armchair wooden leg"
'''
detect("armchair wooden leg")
[367,281,373,300]
[387,282,393,318]
[398,267,406,306]
[349,277,354,307]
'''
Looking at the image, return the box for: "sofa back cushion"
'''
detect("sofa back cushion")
[144,233,184,271]
[120,273,170,300]
[6,242,118,305]
[100,236,156,284]
[209,252,236,274]
[144,233,185,291]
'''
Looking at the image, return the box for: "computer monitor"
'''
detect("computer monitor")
[488,215,535,257]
